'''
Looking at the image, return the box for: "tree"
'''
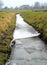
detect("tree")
[4,6,9,10]
[34,2,40,9]
[0,0,3,9]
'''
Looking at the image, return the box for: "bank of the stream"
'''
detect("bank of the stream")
[0,11,16,65]
[6,14,47,65]
[19,11,47,43]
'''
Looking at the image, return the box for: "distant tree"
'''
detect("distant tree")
[0,0,3,9]
[4,6,9,10]
[41,5,44,9]
[43,3,47,9]
[10,7,14,10]
[15,6,18,10]
[34,2,40,9]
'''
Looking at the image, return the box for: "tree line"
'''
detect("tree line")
[0,1,47,10]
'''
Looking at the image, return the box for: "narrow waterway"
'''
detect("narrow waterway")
[6,14,47,65]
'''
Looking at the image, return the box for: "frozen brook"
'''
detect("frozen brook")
[13,14,40,39]
[6,14,47,65]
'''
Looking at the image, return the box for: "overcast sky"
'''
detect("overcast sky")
[3,0,47,8]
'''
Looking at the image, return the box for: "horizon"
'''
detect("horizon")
[2,0,47,8]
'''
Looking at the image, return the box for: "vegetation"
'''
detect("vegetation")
[0,10,47,65]
[19,10,47,43]
[0,11,16,65]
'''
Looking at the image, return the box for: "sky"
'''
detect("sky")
[3,0,47,8]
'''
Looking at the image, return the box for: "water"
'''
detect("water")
[6,14,47,65]
[13,14,40,39]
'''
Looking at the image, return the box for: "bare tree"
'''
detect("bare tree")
[34,2,40,9]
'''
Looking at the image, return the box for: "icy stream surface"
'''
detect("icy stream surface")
[6,14,47,65]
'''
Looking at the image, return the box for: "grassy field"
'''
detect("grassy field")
[0,10,47,64]
[0,11,16,65]
[19,10,47,43]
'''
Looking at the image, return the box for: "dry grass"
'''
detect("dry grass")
[19,11,47,43]
[0,11,16,65]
